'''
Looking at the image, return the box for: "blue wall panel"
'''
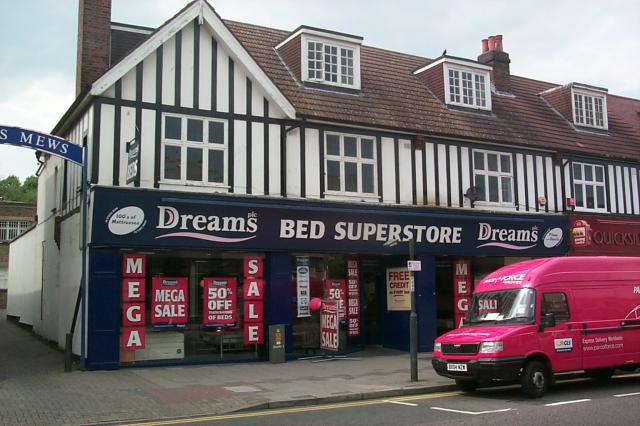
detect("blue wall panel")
[87,249,120,370]
[267,253,293,354]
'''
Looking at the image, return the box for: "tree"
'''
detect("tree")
[0,175,37,203]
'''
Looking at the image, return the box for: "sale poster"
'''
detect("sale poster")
[320,300,339,352]
[122,254,146,352]
[325,279,347,321]
[386,267,411,311]
[203,277,237,327]
[347,258,360,337]
[151,277,188,327]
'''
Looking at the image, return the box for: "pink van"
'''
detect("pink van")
[432,256,640,397]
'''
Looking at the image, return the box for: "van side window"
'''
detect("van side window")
[541,293,570,323]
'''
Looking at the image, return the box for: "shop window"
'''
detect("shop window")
[290,255,362,356]
[119,251,265,365]
[161,114,227,187]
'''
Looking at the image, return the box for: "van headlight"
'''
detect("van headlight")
[479,341,503,353]
[434,342,441,352]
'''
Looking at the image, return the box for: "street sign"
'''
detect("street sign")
[0,125,83,165]
[407,260,421,271]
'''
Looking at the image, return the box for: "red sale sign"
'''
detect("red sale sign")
[244,322,264,345]
[203,277,237,327]
[151,277,188,326]
[325,279,347,321]
[122,254,145,277]
[122,278,145,302]
[122,302,145,327]
[243,257,263,278]
[321,300,339,351]
[122,327,145,350]
[453,259,472,328]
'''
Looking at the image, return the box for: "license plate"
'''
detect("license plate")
[447,363,467,372]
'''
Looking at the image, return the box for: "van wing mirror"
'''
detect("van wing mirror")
[540,313,556,330]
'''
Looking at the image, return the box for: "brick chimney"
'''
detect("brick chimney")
[477,34,511,93]
[76,0,112,95]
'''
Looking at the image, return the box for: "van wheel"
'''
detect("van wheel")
[586,368,614,383]
[455,379,478,392]
[521,361,549,398]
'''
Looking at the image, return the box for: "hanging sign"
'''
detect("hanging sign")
[203,277,237,327]
[347,258,360,337]
[453,259,472,328]
[0,125,83,165]
[151,277,188,327]
[296,257,311,317]
[325,279,347,321]
[320,300,339,351]
[386,267,411,311]
[125,139,140,185]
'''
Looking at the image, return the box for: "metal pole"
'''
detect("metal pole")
[80,146,88,369]
[409,238,418,382]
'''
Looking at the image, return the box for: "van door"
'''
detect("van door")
[537,292,583,372]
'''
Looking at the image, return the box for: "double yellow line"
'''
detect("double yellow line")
[122,391,462,425]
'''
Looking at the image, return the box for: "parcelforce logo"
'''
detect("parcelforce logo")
[476,223,538,250]
[155,206,258,243]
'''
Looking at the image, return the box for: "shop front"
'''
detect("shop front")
[86,186,568,370]
[569,215,640,255]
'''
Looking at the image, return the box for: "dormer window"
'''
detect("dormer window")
[415,57,492,111]
[445,63,491,110]
[307,40,355,86]
[572,88,607,130]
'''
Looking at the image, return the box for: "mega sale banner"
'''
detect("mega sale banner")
[151,277,188,327]
[203,277,237,327]
[320,300,339,352]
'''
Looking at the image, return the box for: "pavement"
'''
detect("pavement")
[0,309,456,425]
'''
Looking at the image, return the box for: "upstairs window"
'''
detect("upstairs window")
[473,150,513,205]
[572,89,607,130]
[161,114,227,186]
[572,162,606,210]
[302,36,360,89]
[325,133,376,197]
[445,65,491,110]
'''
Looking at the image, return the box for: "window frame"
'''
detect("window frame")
[160,114,228,188]
[571,88,608,130]
[0,219,32,242]
[572,161,607,212]
[443,62,492,111]
[301,34,361,90]
[324,132,378,199]
[472,149,514,207]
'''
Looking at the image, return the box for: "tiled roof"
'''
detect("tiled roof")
[225,20,640,161]
[106,15,640,161]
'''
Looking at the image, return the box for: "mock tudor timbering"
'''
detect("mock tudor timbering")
[8,0,640,370]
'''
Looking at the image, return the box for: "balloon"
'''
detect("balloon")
[309,297,322,311]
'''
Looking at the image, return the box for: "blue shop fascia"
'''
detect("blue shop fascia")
[86,186,568,370]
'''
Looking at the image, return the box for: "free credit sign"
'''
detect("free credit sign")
[0,125,83,165]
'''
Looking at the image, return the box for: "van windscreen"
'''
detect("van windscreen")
[466,288,536,326]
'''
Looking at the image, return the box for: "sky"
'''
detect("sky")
[1,0,639,181]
